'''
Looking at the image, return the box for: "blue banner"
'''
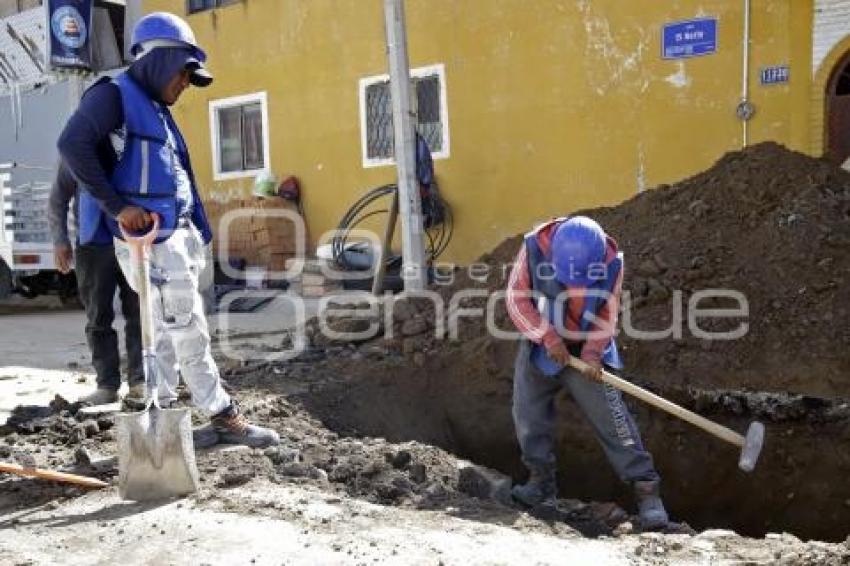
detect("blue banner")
[47,0,92,70]
[662,18,718,60]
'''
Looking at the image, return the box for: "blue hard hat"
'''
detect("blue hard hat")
[130,12,206,62]
[551,216,607,286]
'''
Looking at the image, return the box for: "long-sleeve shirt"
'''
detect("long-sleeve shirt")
[505,221,624,365]
[57,78,193,220]
[47,160,78,246]
[56,81,126,218]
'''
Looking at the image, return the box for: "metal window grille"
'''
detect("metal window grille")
[365,73,444,161]
[217,101,264,173]
[187,0,239,14]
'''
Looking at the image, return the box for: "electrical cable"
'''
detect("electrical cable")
[332,182,453,271]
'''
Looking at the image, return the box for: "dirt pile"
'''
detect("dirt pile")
[281,143,850,541]
[308,142,850,397]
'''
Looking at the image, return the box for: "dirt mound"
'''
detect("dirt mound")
[285,143,850,541]
[313,142,850,397]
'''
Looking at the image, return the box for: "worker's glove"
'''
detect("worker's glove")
[544,339,572,367]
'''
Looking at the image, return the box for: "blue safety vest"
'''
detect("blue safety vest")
[524,221,624,376]
[78,72,212,245]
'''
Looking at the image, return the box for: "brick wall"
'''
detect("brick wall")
[203,196,299,272]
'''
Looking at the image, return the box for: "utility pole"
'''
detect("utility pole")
[383,0,427,291]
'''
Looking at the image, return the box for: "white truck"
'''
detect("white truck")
[0,161,78,302]
[0,1,133,303]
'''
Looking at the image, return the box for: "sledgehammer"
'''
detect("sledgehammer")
[568,358,765,472]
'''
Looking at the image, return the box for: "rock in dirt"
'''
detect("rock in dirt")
[74,446,92,466]
[80,420,100,438]
[456,461,512,505]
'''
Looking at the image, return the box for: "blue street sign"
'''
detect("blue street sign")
[662,18,718,60]
[761,65,790,85]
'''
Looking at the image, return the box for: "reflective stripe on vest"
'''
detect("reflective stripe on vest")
[139,140,149,195]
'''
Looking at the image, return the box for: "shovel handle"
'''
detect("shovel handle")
[119,215,159,351]
[568,357,746,448]
[120,214,161,406]
[118,213,161,249]
[0,462,109,489]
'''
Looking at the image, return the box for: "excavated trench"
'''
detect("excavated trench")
[293,142,850,542]
[300,356,850,542]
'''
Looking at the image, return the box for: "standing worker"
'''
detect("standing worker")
[57,12,279,448]
[48,160,146,406]
[505,215,669,529]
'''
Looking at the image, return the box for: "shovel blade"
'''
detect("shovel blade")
[116,407,199,501]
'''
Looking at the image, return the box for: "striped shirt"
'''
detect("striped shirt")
[505,220,623,364]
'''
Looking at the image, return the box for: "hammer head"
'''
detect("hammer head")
[738,421,765,472]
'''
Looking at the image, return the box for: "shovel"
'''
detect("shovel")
[0,461,108,489]
[569,358,765,472]
[115,215,200,501]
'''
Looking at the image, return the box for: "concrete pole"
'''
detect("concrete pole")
[383,0,427,291]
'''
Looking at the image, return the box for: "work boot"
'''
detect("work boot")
[191,423,220,449]
[210,403,280,449]
[79,387,118,406]
[122,383,146,411]
[634,479,669,530]
[511,465,557,507]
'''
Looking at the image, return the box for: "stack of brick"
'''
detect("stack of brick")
[203,196,299,273]
[285,258,345,297]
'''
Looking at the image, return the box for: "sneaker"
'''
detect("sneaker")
[511,464,557,507]
[634,479,669,530]
[210,403,280,449]
[79,387,118,406]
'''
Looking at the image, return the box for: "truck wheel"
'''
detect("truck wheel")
[0,259,12,300]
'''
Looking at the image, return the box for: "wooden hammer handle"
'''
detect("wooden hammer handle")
[0,462,109,489]
[568,358,745,448]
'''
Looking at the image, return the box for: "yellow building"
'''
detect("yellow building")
[142,0,850,263]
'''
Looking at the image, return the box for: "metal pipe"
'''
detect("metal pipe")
[742,0,751,147]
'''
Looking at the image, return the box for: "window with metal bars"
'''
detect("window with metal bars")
[360,64,448,167]
[187,0,239,14]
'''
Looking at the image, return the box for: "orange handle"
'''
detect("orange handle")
[0,462,109,489]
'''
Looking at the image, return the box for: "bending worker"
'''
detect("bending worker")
[505,215,669,529]
[57,12,278,448]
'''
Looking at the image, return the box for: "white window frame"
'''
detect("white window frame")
[209,91,271,181]
[358,63,450,169]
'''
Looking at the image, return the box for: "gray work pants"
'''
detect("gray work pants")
[512,341,660,482]
[114,225,231,415]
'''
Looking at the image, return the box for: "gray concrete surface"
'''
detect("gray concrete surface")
[0,481,629,565]
[0,291,321,424]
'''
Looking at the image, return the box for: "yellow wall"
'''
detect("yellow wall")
[143,0,815,264]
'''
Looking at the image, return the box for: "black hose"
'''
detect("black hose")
[332,183,453,271]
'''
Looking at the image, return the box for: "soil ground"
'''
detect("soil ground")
[3,143,850,563]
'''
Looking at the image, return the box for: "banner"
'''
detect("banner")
[46,0,93,70]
